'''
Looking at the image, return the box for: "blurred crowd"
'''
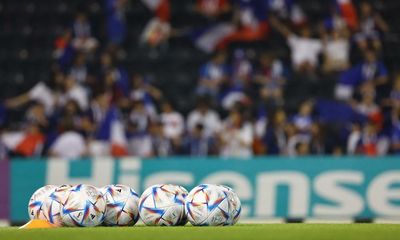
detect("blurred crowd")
[1,0,400,160]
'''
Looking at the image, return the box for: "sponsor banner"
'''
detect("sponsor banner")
[9,157,400,222]
[0,161,9,219]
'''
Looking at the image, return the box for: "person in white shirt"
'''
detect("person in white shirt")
[160,101,184,140]
[271,17,322,73]
[5,81,55,115]
[187,98,221,138]
[50,128,87,159]
[322,27,350,73]
[219,107,253,158]
[58,75,89,111]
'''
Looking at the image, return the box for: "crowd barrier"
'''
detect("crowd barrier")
[3,156,400,222]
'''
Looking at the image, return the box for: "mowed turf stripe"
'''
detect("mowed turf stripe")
[0,224,399,240]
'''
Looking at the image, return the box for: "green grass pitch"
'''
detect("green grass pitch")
[1,224,399,240]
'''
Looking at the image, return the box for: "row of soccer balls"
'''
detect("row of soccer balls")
[28,183,241,227]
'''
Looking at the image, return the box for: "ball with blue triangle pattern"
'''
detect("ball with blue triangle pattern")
[100,184,140,226]
[185,184,232,226]
[60,184,106,227]
[138,184,188,226]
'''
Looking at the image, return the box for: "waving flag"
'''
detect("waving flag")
[193,0,270,52]
[141,0,170,21]
[110,119,128,157]
[192,23,235,53]
[95,106,128,157]
[2,131,45,157]
[336,0,358,30]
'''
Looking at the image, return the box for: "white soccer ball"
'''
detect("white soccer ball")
[101,184,140,226]
[61,184,106,227]
[138,184,188,226]
[38,184,73,226]
[185,184,230,226]
[28,185,57,220]
[218,185,241,225]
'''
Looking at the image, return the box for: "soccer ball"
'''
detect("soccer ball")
[185,184,230,226]
[61,184,106,227]
[101,184,140,226]
[39,184,73,226]
[28,185,57,220]
[138,184,188,226]
[218,185,241,225]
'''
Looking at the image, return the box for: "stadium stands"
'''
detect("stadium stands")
[0,0,400,158]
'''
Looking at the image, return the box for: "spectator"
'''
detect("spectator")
[267,0,306,26]
[58,75,89,111]
[105,0,128,45]
[219,107,253,158]
[255,52,287,106]
[148,121,172,157]
[69,52,89,85]
[347,121,378,156]
[130,74,162,117]
[219,51,253,111]
[54,29,75,70]
[335,49,388,101]
[130,100,153,132]
[187,98,221,138]
[25,102,49,131]
[391,108,400,154]
[231,49,253,90]
[98,53,130,98]
[321,27,351,73]
[286,123,310,156]
[353,82,383,127]
[99,52,115,74]
[160,101,184,141]
[271,18,323,74]
[49,124,87,159]
[287,116,324,156]
[127,122,153,158]
[354,1,389,50]
[323,5,348,32]
[197,51,229,98]
[309,123,325,154]
[183,123,216,156]
[389,75,400,109]
[87,90,114,139]
[263,109,288,155]
[71,12,99,52]
[57,100,83,133]
[292,100,314,133]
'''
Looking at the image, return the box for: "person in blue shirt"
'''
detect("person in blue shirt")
[105,0,128,45]
[391,108,400,154]
[197,51,230,98]
[335,49,388,101]
[263,108,288,155]
[183,123,216,156]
